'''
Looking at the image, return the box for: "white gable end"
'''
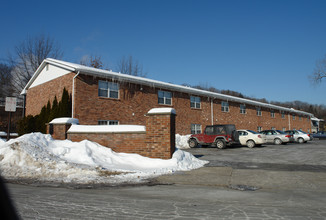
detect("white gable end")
[29,64,71,89]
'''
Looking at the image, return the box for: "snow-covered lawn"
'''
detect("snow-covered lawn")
[0,133,206,185]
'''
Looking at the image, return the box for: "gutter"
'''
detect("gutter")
[72,71,80,118]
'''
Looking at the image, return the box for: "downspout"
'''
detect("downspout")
[72,71,80,118]
[211,98,214,125]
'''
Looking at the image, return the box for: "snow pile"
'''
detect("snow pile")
[176,134,191,149]
[0,133,207,185]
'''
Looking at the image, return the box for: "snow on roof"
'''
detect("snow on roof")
[68,125,146,133]
[147,108,176,115]
[49,118,79,124]
[22,58,314,117]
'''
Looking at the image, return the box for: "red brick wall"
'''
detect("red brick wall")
[73,74,311,134]
[64,110,176,159]
[25,73,74,116]
[28,72,311,135]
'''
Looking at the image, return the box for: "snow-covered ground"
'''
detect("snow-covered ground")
[0,133,206,185]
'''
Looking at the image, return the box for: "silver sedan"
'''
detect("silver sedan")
[260,130,292,145]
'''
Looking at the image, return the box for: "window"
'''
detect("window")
[282,127,286,131]
[240,104,246,114]
[299,116,302,121]
[281,111,285,119]
[271,127,275,130]
[271,110,275,118]
[158,91,172,105]
[256,107,262,116]
[292,114,295,120]
[98,81,119,99]
[191,124,202,134]
[257,126,262,132]
[98,120,119,125]
[190,96,201,109]
[221,101,229,112]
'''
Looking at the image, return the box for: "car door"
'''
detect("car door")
[238,131,248,145]
[264,130,274,143]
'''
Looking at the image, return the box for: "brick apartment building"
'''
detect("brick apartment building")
[21,58,313,135]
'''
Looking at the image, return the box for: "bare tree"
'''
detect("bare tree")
[311,55,326,84]
[116,55,146,77]
[80,55,104,69]
[8,34,63,96]
[0,63,14,98]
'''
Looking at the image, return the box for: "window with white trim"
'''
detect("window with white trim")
[158,90,172,105]
[292,114,295,120]
[240,104,246,114]
[256,107,262,116]
[221,101,229,112]
[98,120,119,125]
[271,110,275,118]
[281,111,285,119]
[257,126,262,132]
[191,124,202,134]
[190,96,201,109]
[98,80,119,99]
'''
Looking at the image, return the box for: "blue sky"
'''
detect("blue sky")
[1,0,326,105]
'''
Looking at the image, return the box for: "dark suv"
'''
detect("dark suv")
[188,124,239,149]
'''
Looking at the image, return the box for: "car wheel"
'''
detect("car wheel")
[188,139,198,148]
[246,140,256,148]
[216,139,226,149]
[298,138,304,144]
[274,138,282,145]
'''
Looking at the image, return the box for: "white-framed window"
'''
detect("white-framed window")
[191,124,202,134]
[271,110,275,118]
[98,120,119,125]
[158,90,172,105]
[221,101,229,112]
[98,80,119,99]
[299,115,302,121]
[271,127,276,130]
[190,96,201,109]
[281,111,285,119]
[240,104,246,114]
[257,126,262,132]
[292,114,296,120]
[256,107,262,116]
[282,127,286,131]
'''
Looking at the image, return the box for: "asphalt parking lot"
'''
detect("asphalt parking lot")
[6,140,326,219]
[155,139,326,189]
[184,139,326,171]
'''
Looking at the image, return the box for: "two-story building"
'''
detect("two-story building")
[21,58,313,135]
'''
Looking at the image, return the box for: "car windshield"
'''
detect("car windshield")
[247,130,258,134]
[276,130,286,134]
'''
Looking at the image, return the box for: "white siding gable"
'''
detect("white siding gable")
[29,64,71,89]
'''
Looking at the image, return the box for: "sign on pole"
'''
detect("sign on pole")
[5,97,17,112]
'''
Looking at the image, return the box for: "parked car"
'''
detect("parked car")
[284,130,311,143]
[312,131,326,139]
[237,129,267,148]
[260,130,292,145]
[188,124,239,149]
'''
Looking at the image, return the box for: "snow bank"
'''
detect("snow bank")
[176,134,191,149]
[0,133,207,185]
